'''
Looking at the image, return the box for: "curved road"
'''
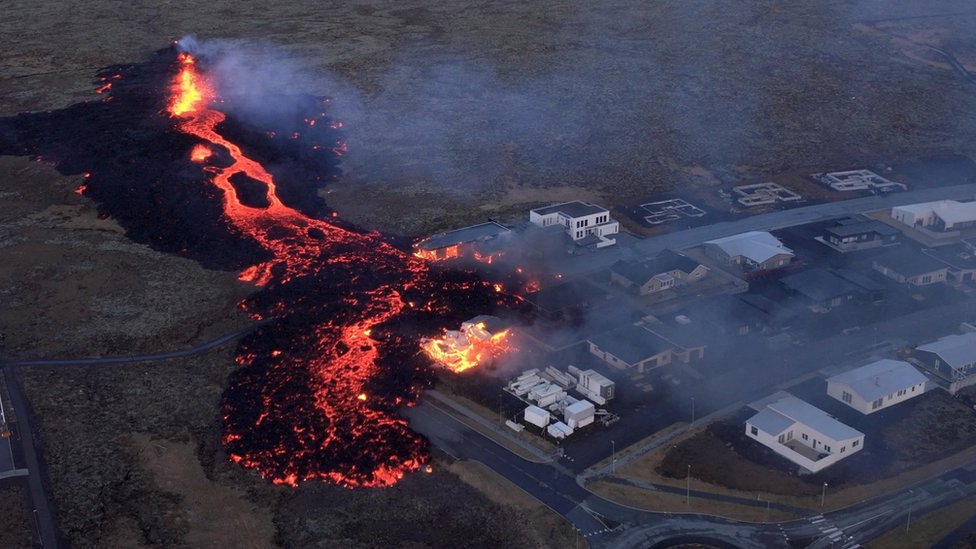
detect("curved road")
[0,320,269,549]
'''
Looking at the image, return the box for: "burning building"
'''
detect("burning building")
[413,221,511,262]
[420,315,514,373]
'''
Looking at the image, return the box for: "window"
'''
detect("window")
[872,398,883,409]
[921,275,932,284]
[825,445,831,452]
[778,433,785,443]
[911,385,916,392]
[802,433,809,441]
[750,426,758,436]
[842,391,852,404]
[840,446,846,453]
[897,389,906,396]
[853,440,859,447]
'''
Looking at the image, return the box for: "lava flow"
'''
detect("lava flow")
[165,48,513,487]
[0,44,515,489]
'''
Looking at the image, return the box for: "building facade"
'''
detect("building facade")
[826,359,928,414]
[703,231,794,272]
[529,201,619,247]
[745,395,865,473]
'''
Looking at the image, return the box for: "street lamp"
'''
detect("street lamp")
[686,464,692,505]
[821,482,828,508]
[611,440,616,473]
[906,490,914,532]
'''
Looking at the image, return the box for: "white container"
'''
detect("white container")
[524,405,550,428]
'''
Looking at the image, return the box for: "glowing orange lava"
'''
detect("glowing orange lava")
[190,144,212,162]
[420,321,514,374]
[169,51,434,488]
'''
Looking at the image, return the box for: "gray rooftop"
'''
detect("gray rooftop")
[917,332,976,370]
[748,407,795,436]
[781,268,862,303]
[588,324,675,365]
[415,221,510,251]
[825,219,900,238]
[610,250,703,285]
[874,249,948,278]
[827,359,928,402]
[766,395,864,442]
[531,200,608,218]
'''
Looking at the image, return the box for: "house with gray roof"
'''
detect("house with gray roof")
[819,216,901,252]
[826,359,928,414]
[914,332,976,393]
[610,250,709,295]
[703,231,794,272]
[745,394,865,473]
[780,268,863,311]
[587,324,676,372]
[872,249,948,286]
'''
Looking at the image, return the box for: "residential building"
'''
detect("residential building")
[921,244,976,283]
[529,201,619,247]
[819,216,901,252]
[703,231,794,272]
[914,332,976,392]
[745,395,865,473]
[872,251,949,286]
[413,221,510,261]
[609,250,709,295]
[780,268,862,311]
[892,200,976,233]
[826,359,928,414]
[587,324,677,372]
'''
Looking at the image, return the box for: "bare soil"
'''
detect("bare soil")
[0,483,34,548]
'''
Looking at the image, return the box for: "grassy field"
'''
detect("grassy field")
[868,495,976,549]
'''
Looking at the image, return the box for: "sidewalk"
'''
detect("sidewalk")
[425,389,555,464]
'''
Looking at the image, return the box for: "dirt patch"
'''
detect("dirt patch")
[132,434,275,549]
[0,482,34,548]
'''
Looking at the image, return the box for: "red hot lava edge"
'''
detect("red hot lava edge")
[166,51,519,488]
[0,46,519,489]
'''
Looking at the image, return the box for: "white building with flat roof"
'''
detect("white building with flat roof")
[745,395,864,473]
[892,200,976,233]
[529,201,619,247]
[826,359,928,415]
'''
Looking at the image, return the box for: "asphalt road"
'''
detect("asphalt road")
[552,183,976,277]
[2,366,59,549]
[411,397,976,549]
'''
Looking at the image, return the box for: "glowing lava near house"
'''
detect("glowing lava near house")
[0,43,521,488]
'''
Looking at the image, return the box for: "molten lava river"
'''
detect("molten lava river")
[0,46,518,488]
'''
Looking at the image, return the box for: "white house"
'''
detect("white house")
[703,231,794,271]
[892,200,976,233]
[529,201,619,247]
[826,359,928,415]
[745,395,865,473]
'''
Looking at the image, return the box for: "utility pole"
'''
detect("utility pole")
[821,482,828,508]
